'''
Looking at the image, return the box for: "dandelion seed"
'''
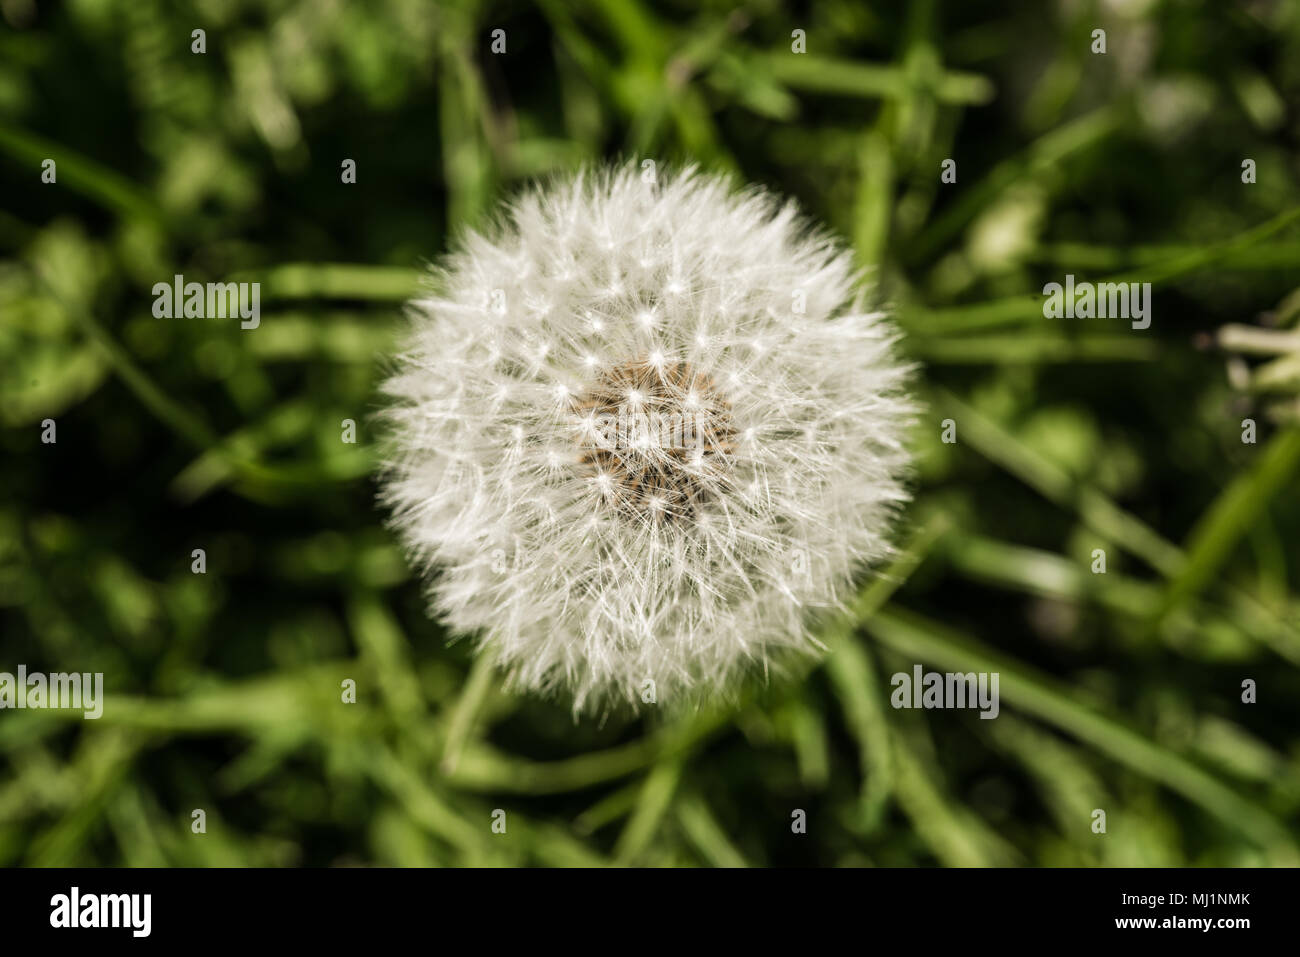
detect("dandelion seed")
[378,164,914,713]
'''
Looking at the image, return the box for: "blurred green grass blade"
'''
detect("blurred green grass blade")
[867,607,1299,859]
[233,263,421,302]
[613,755,683,864]
[540,0,615,90]
[440,654,498,774]
[932,387,1185,576]
[853,127,894,270]
[74,663,365,736]
[347,593,427,725]
[41,277,375,502]
[439,40,495,231]
[906,104,1120,266]
[827,636,894,833]
[751,52,993,105]
[512,818,609,868]
[1031,241,1300,273]
[243,311,401,361]
[840,512,951,623]
[899,294,1043,334]
[46,285,219,450]
[169,399,315,501]
[364,746,490,859]
[0,123,163,223]
[218,731,313,794]
[894,0,942,161]
[587,0,666,58]
[819,517,950,830]
[106,785,171,867]
[37,279,343,499]
[27,731,138,866]
[890,719,1020,866]
[574,781,641,835]
[1160,427,1300,616]
[707,52,799,121]
[171,427,380,505]
[676,792,748,867]
[446,738,661,795]
[1105,205,1300,288]
[906,204,1300,334]
[906,332,1158,363]
[980,715,1110,859]
[947,534,1160,617]
[784,694,830,789]
[445,703,732,796]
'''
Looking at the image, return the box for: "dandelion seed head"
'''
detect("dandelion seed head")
[378,164,914,713]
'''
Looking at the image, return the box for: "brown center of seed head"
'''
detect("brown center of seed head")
[572,357,736,521]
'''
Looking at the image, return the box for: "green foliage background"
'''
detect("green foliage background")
[3,0,1300,866]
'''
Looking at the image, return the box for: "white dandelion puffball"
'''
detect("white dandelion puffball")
[379,164,914,712]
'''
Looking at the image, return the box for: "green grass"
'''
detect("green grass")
[2,0,1300,867]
